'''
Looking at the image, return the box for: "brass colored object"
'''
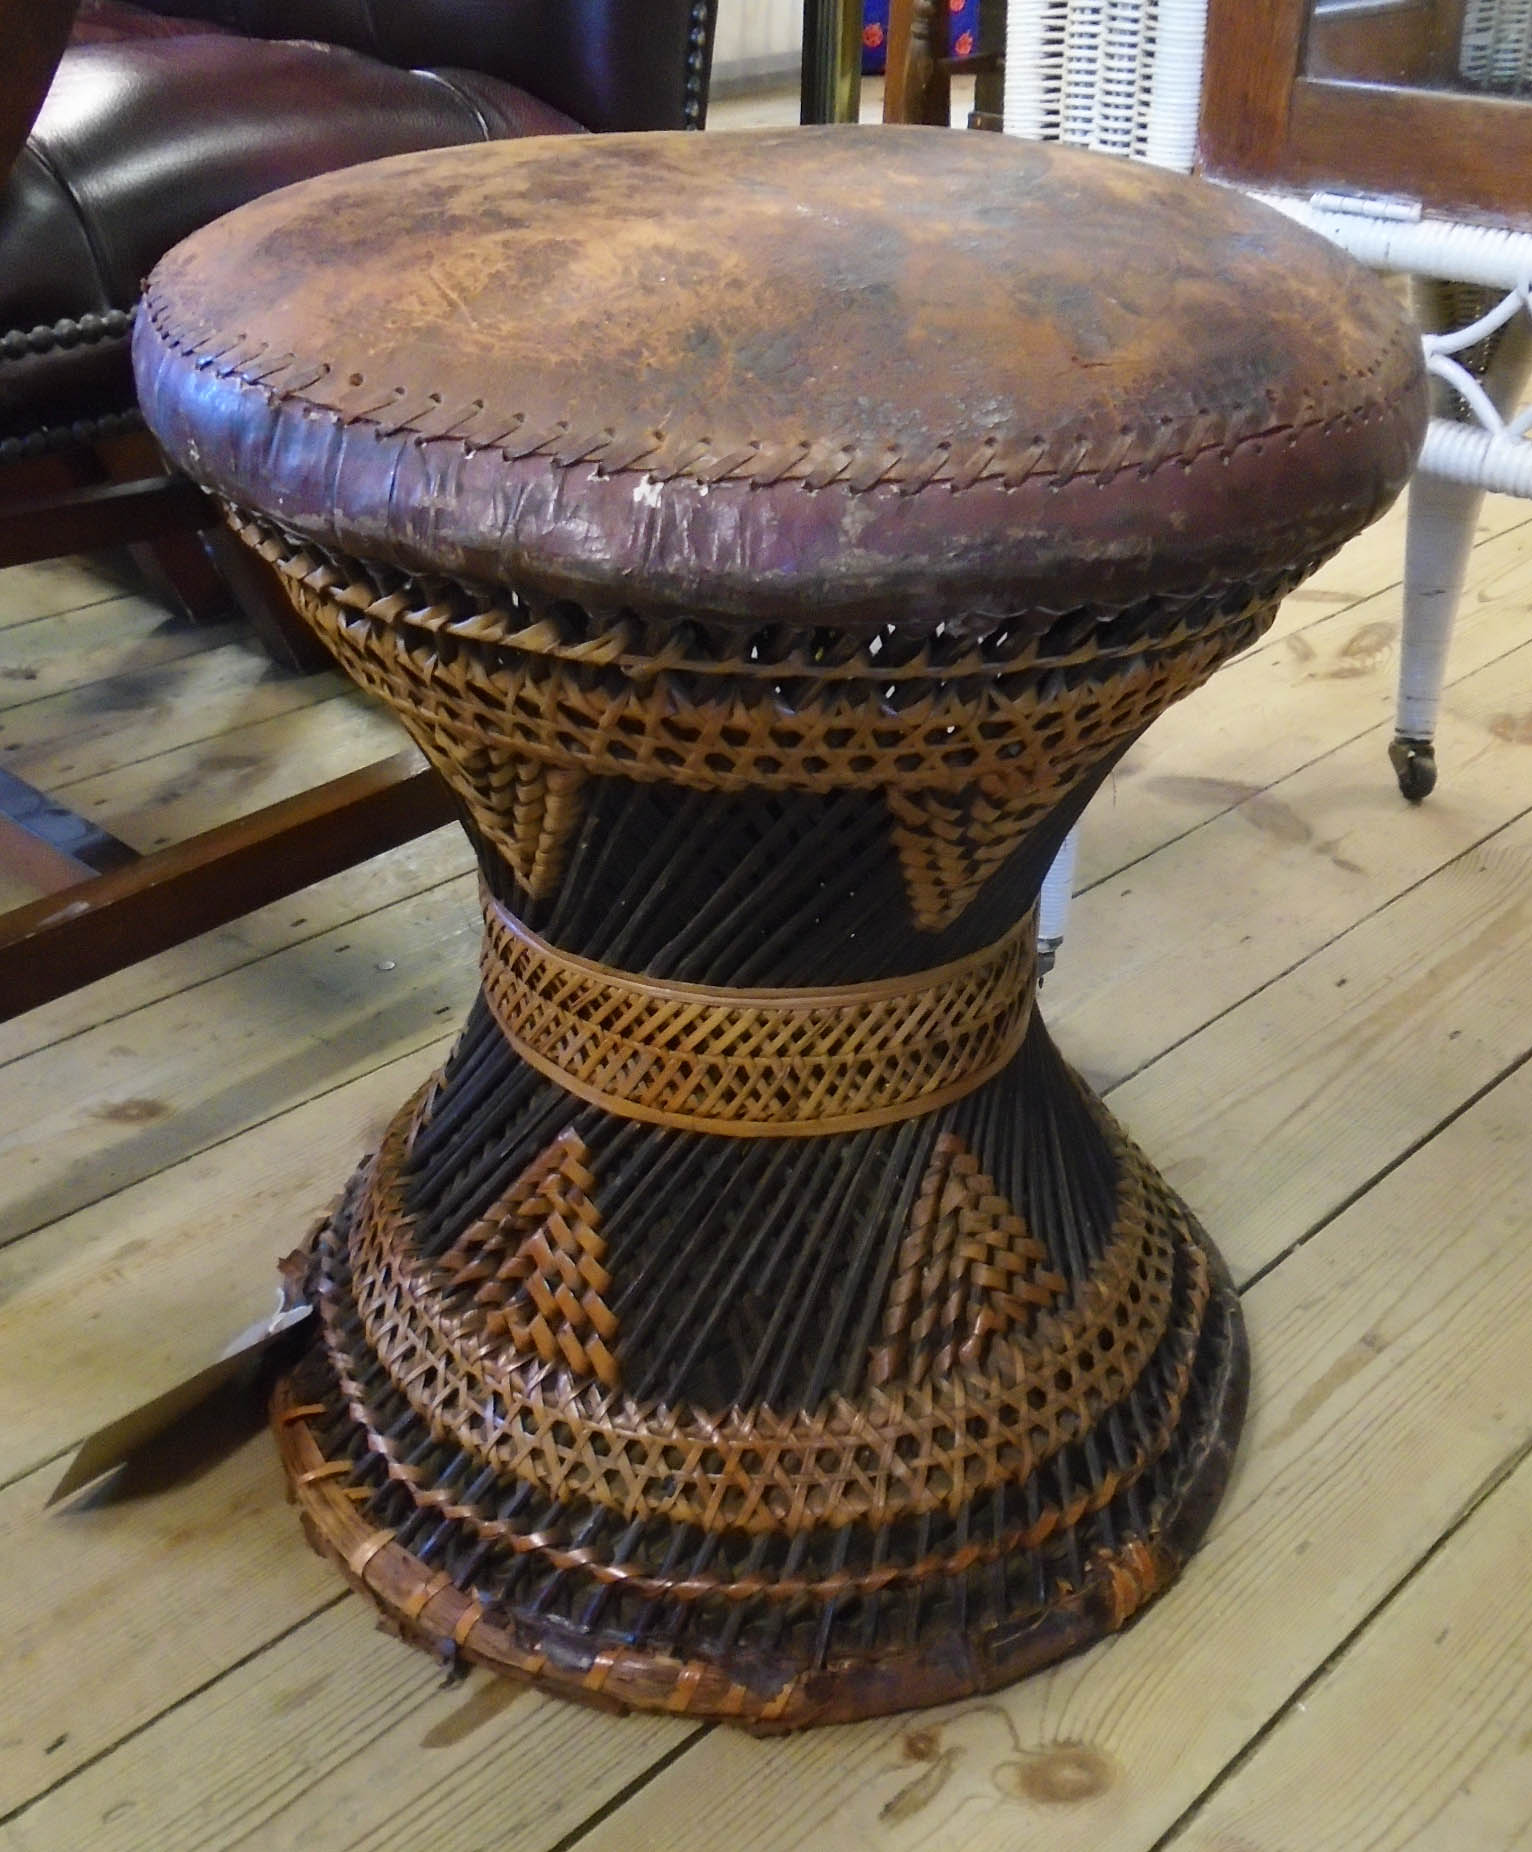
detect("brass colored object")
[801,0,863,124]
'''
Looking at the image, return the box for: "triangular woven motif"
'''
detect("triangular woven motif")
[453,749,586,900]
[886,779,1049,931]
[436,1129,620,1386]
[868,1132,1067,1387]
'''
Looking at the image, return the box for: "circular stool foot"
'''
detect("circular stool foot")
[1389,734,1437,803]
[270,1021,1247,1730]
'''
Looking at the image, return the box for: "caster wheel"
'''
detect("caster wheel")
[1389,735,1436,803]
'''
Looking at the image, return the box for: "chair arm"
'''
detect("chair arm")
[0,0,78,180]
[138,0,718,131]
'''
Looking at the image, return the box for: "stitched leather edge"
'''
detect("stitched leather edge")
[137,282,1425,499]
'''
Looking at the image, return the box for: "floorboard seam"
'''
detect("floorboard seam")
[1097,795,1532,1104]
[1142,1430,1532,1852]
[548,1724,714,1852]
[1240,1040,1532,1295]
[0,585,136,630]
[0,620,231,719]
[0,1443,73,1500]
[1077,629,1532,904]
[0,1590,350,1830]
[36,681,350,801]
[0,1027,459,1250]
[0,865,471,1079]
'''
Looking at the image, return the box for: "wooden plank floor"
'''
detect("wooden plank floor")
[3,491,1531,1852]
[4,128,1532,1852]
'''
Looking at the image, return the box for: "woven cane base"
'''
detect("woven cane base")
[273,1008,1245,1730]
[245,533,1271,1725]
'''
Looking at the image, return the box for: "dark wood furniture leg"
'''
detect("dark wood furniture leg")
[0,751,455,1020]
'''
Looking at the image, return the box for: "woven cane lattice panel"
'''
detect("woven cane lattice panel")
[342,1089,1196,1537]
[277,1319,1228,1726]
[1461,0,1532,90]
[273,987,1247,1724]
[460,754,587,900]
[230,510,1286,930]
[231,511,1287,804]
[478,896,1038,1134]
[435,1129,620,1388]
[888,780,1058,932]
[276,1067,1231,1622]
[308,1226,1202,1604]
[869,1132,1070,1386]
[282,570,1275,802]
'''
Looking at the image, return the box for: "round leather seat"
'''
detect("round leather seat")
[133,127,1427,1729]
[135,126,1424,631]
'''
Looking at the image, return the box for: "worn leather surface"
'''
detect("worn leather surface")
[136,127,1428,634]
[0,0,75,182]
[69,2,228,42]
[23,40,582,315]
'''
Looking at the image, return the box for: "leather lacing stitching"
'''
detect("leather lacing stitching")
[138,283,1424,498]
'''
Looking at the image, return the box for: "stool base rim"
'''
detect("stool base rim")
[270,1152,1247,1730]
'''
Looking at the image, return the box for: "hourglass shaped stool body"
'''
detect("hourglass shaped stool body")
[134,126,1425,1729]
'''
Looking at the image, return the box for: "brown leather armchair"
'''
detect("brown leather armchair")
[0,0,716,1015]
[2,3,713,478]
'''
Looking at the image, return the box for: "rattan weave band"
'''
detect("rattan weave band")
[479,892,1038,1135]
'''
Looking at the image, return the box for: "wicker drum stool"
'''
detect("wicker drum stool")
[134,127,1424,1729]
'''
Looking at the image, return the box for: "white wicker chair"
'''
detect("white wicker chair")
[1001,0,1207,168]
[1257,201,1532,799]
[1003,0,1532,807]
[887,0,1526,950]
[976,0,1532,961]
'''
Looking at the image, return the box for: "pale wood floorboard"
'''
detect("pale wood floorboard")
[0,825,473,1069]
[0,873,478,1241]
[1169,1448,1532,1852]
[0,637,348,793]
[574,1059,1532,1852]
[0,595,235,712]
[2,342,1531,1851]
[0,554,132,628]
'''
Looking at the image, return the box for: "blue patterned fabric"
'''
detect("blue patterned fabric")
[862,0,980,76]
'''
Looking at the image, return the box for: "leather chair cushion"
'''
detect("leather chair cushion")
[129,1,709,137]
[0,35,580,445]
[135,128,1428,635]
[69,2,229,43]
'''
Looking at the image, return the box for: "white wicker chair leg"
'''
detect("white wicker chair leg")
[1392,277,1532,799]
[1037,825,1078,977]
[1394,470,1483,800]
